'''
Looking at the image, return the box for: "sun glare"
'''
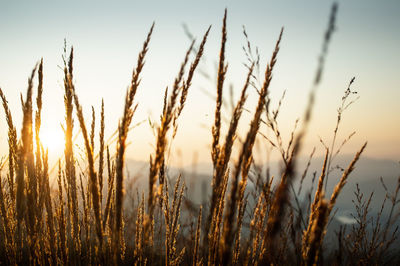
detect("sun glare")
[39,126,65,158]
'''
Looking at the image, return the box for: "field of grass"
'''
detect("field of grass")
[0,3,399,265]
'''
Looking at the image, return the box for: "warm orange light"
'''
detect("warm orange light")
[39,126,65,158]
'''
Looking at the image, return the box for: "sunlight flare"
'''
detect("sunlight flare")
[39,125,65,158]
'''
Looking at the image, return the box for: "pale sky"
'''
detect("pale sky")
[0,0,399,166]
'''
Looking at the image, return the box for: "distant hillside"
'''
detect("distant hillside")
[124,155,399,214]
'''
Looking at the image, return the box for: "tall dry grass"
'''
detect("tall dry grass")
[0,3,399,265]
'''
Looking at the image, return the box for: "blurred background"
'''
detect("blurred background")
[0,0,399,168]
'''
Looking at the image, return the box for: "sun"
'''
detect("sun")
[39,126,65,158]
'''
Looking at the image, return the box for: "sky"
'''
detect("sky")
[0,0,399,167]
